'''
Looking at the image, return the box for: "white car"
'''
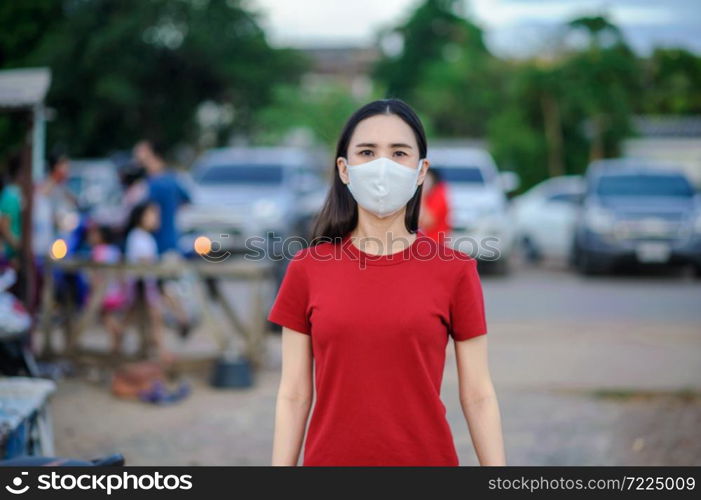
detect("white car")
[510,175,585,263]
[429,147,519,273]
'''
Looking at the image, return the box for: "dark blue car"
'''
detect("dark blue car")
[571,159,701,276]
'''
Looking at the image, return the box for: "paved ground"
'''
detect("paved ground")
[47,256,701,465]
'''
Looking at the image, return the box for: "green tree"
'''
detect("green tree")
[2,0,306,157]
[254,82,373,148]
[558,16,641,161]
[486,62,552,191]
[413,35,500,137]
[487,15,642,193]
[0,0,65,159]
[638,48,701,115]
[373,0,486,102]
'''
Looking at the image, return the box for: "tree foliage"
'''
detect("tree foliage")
[0,0,307,157]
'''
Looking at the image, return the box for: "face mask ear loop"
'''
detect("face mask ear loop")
[342,157,351,186]
[415,159,424,186]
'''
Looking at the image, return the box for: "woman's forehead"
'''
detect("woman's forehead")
[350,114,416,147]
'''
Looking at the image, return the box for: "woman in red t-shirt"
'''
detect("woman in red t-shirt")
[419,168,451,245]
[269,98,505,466]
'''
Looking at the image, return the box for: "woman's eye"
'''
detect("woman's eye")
[394,151,407,157]
[359,150,373,156]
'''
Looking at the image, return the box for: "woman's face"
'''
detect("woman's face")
[337,113,429,185]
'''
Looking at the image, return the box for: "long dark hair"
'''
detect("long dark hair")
[310,98,428,243]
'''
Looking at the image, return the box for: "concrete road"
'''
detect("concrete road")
[50,257,701,465]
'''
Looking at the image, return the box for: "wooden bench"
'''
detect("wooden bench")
[37,257,274,371]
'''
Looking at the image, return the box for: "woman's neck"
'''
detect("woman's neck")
[349,209,416,256]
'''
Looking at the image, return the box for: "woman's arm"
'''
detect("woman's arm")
[272,327,314,466]
[454,335,506,465]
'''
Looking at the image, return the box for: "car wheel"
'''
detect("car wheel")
[568,237,581,269]
[521,236,541,263]
[479,256,511,275]
[693,264,701,280]
[576,250,607,276]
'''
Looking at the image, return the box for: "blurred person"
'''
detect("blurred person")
[33,150,79,258]
[132,139,192,337]
[31,150,81,312]
[0,153,24,271]
[117,157,148,230]
[86,221,129,356]
[419,167,451,245]
[132,139,191,257]
[269,99,504,466]
[124,201,174,364]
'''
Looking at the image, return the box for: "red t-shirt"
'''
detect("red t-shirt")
[267,230,488,466]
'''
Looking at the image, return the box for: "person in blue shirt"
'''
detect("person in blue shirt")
[132,139,191,256]
[132,139,193,338]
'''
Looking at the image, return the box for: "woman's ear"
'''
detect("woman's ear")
[417,158,430,186]
[337,157,350,185]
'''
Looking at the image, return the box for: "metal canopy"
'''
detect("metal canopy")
[0,67,51,109]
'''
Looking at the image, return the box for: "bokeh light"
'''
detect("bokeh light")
[194,236,212,255]
[50,239,67,260]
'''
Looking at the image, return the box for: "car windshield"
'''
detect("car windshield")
[434,166,484,184]
[596,174,695,198]
[195,164,284,184]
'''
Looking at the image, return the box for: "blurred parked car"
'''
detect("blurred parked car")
[67,158,124,229]
[572,158,701,276]
[510,175,585,263]
[429,147,519,274]
[177,146,327,258]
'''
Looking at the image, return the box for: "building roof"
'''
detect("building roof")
[298,46,379,75]
[631,115,701,138]
[0,67,51,109]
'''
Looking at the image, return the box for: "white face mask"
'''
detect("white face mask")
[343,156,424,218]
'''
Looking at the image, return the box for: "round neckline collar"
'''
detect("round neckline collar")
[341,229,427,266]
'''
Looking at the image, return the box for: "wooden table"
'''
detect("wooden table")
[0,376,56,458]
[37,257,274,370]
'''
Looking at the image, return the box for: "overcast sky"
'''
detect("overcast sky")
[250,0,701,57]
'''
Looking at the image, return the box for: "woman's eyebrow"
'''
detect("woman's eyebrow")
[353,142,413,148]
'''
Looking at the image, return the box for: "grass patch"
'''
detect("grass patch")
[588,387,701,402]
[550,386,701,402]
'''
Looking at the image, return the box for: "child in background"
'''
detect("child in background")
[124,201,174,364]
[87,222,128,356]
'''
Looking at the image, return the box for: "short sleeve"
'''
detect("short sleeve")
[267,249,311,335]
[448,258,488,341]
[175,176,191,205]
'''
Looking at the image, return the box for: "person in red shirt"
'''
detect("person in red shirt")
[268,98,505,466]
[419,168,451,245]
